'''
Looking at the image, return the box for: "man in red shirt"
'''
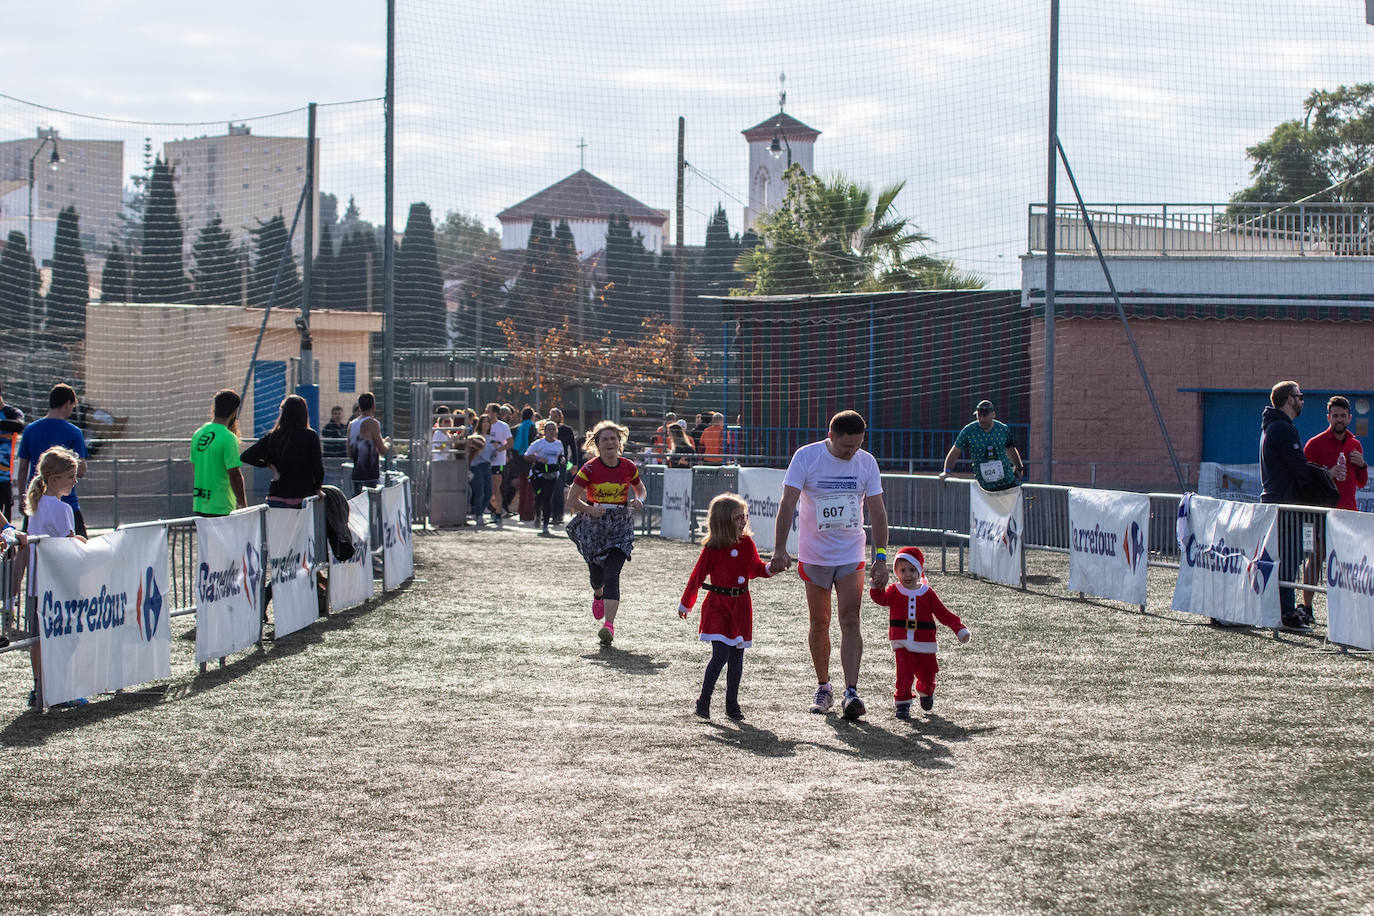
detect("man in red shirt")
[1300,395,1368,622]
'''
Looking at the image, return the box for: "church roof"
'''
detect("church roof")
[742,112,822,142]
[496,169,667,225]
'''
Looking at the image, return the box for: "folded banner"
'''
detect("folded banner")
[968,484,1023,588]
[659,468,694,541]
[266,507,318,638]
[738,467,797,555]
[1324,508,1374,650]
[35,527,170,706]
[194,509,265,664]
[381,480,414,590]
[1171,494,1279,627]
[1068,488,1150,607]
[329,492,374,613]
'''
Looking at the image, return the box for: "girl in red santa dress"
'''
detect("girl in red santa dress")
[869,546,971,719]
[678,493,775,720]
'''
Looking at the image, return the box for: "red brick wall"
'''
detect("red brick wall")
[1028,317,1374,490]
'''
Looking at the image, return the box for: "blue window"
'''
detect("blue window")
[339,361,356,393]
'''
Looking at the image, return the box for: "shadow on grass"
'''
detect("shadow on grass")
[581,644,669,675]
[0,593,396,746]
[825,712,997,769]
[700,719,818,758]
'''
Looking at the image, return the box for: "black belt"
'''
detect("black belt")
[890,619,936,630]
[704,583,747,596]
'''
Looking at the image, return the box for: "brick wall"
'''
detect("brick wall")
[1028,317,1374,490]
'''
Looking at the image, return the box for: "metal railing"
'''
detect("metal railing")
[1029,202,1374,257]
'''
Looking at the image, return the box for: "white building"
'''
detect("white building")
[742,111,820,232]
[497,169,667,256]
[0,129,124,257]
[165,123,319,261]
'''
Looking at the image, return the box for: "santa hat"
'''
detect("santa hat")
[893,546,926,578]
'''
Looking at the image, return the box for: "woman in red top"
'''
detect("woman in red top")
[566,420,646,645]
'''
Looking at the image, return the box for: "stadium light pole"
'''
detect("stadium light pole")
[27,133,61,403]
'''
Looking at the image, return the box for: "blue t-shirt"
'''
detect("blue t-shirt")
[18,417,88,511]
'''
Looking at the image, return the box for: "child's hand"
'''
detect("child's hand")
[957,628,971,645]
[677,603,691,619]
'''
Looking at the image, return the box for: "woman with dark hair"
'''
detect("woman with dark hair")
[667,422,697,468]
[240,394,324,509]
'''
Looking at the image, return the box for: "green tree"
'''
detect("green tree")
[132,156,188,302]
[1233,85,1374,207]
[248,214,302,310]
[0,231,40,337]
[47,206,89,348]
[434,210,500,276]
[335,228,379,311]
[102,243,130,302]
[602,211,668,334]
[190,216,240,306]
[735,165,982,293]
[395,202,446,349]
[311,219,339,308]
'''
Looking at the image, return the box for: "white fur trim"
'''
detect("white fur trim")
[894,580,930,597]
[890,639,938,653]
[700,633,752,648]
[678,603,692,617]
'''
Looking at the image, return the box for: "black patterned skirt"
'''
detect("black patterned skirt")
[564,505,635,567]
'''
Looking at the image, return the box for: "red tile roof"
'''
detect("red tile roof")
[496,169,667,224]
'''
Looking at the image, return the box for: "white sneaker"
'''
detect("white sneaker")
[809,682,834,714]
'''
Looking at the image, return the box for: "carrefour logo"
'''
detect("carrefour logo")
[1183,535,1273,593]
[136,566,163,641]
[973,514,1019,556]
[1123,521,1145,574]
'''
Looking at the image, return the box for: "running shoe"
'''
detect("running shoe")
[592,597,606,621]
[725,704,745,721]
[598,622,614,645]
[919,694,934,712]
[841,687,866,720]
[809,682,834,714]
[895,700,912,720]
[694,697,710,719]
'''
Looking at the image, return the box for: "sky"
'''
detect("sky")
[5,0,1374,286]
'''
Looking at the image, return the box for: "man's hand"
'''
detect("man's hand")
[870,557,889,590]
[767,552,791,576]
[1350,451,1367,469]
[938,471,949,482]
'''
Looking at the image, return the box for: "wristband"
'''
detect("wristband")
[873,547,887,563]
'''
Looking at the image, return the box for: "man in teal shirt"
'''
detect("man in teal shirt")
[190,390,247,516]
[940,399,1025,491]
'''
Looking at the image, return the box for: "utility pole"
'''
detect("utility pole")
[673,116,685,330]
[1043,0,1059,483]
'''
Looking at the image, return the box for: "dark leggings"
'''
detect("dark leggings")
[588,548,628,601]
[700,641,745,708]
[532,472,558,526]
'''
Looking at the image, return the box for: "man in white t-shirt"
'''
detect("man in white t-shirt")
[768,410,889,720]
[485,402,513,517]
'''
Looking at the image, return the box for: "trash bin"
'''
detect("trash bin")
[430,457,469,527]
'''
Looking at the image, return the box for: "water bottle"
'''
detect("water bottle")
[1336,451,1347,481]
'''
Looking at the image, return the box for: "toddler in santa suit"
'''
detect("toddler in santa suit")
[678,493,774,720]
[868,546,970,719]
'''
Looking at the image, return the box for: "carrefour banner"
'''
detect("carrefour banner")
[329,492,374,613]
[969,485,1023,587]
[1324,509,1374,650]
[738,468,797,556]
[266,507,318,638]
[659,468,693,541]
[35,527,170,706]
[1171,494,1279,627]
[1068,488,1150,607]
[194,509,264,664]
[381,480,414,590]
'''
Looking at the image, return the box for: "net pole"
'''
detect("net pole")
[382,0,397,442]
[299,102,316,389]
[1043,0,1059,484]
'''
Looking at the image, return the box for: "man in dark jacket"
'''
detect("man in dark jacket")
[1259,380,1312,630]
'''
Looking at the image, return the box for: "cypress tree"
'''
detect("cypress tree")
[103,243,130,303]
[248,214,302,310]
[311,219,337,308]
[47,206,89,348]
[395,202,446,348]
[190,216,239,306]
[132,157,188,302]
[0,231,40,337]
[335,228,376,311]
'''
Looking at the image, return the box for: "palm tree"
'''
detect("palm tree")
[735,165,981,294]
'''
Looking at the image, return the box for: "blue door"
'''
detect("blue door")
[1201,390,1374,463]
[253,361,287,437]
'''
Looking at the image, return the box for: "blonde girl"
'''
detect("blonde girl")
[24,446,85,708]
[677,493,773,720]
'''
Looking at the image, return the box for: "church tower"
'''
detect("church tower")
[742,74,821,232]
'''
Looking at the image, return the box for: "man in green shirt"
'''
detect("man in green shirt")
[940,399,1025,491]
[190,389,247,516]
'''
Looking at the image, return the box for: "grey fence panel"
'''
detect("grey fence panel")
[1022,485,1070,551]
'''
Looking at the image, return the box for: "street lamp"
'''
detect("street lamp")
[26,132,61,404]
[768,122,792,168]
